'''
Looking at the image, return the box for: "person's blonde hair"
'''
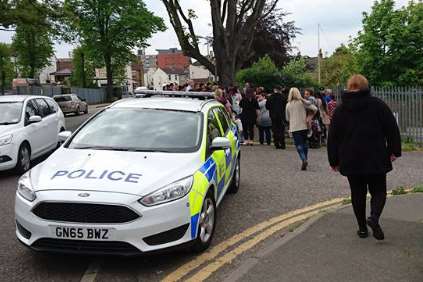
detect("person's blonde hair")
[347,74,369,91]
[288,87,302,102]
[214,88,223,98]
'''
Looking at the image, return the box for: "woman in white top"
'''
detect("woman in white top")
[286,87,316,170]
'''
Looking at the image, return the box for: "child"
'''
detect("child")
[304,89,318,137]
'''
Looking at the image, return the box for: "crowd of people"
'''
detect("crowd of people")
[161,80,338,171]
[208,83,338,171]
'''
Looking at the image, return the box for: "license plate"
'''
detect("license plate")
[51,226,112,240]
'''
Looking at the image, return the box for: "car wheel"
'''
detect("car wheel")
[75,107,80,116]
[15,143,31,174]
[84,106,88,114]
[191,191,216,253]
[228,156,240,194]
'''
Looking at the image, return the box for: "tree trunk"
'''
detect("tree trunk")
[81,51,86,88]
[104,54,113,101]
[0,70,5,95]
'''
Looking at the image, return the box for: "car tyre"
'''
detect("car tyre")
[75,107,81,116]
[84,106,88,115]
[15,143,31,174]
[227,156,240,194]
[191,190,216,253]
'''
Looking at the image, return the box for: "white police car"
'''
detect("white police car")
[15,91,241,255]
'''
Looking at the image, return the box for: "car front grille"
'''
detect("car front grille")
[31,238,141,256]
[32,202,140,224]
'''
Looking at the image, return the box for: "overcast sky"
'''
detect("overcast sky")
[0,0,408,58]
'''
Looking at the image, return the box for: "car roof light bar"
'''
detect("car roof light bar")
[134,90,214,100]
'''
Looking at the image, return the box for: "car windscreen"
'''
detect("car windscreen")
[0,102,23,125]
[67,108,203,153]
[54,96,72,102]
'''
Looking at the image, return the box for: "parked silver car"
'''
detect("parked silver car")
[53,94,88,115]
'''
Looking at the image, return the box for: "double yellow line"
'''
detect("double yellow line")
[163,197,344,282]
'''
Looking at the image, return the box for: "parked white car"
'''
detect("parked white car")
[0,95,66,173]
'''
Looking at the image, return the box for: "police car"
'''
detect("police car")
[15,91,241,255]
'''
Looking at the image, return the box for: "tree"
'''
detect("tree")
[162,0,279,86]
[320,44,359,88]
[12,24,54,78]
[70,46,96,88]
[244,8,299,68]
[281,57,318,89]
[354,0,423,86]
[1,0,62,31]
[64,0,165,99]
[0,43,14,94]
[236,56,318,91]
[236,56,282,91]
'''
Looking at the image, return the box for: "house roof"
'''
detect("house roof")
[161,67,188,75]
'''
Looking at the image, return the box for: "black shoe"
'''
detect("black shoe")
[357,228,369,238]
[367,218,385,240]
[301,161,308,171]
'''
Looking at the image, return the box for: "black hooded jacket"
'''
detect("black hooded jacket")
[266,92,288,122]
[327,89,401,176]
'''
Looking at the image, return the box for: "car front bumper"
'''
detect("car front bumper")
[0,143,18,171]
[15,190,194,255]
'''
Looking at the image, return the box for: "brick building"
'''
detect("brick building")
[156,48,190,72]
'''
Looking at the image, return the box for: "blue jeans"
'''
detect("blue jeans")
[259,126,272,145]
[292,130,308,161]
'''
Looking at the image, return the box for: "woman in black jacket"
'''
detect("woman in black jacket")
[328,75,401,240]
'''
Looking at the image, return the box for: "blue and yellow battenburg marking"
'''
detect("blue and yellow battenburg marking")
[188,114,241,239]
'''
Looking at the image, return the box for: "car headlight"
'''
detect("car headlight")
[0,134,12,146]
[139,176,193,207]
[17,172,36,202]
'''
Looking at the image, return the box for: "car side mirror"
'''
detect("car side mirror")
[210,137,231,151]
[28,115,42,124]
[58,131,72,142]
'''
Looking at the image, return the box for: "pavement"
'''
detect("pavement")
[221,193,423,282]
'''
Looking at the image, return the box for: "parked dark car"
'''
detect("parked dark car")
[53,94,88,115]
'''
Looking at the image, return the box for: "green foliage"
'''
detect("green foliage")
[236,56,282,91]
[0,43,15,93]
[12,24,54,78]
[0,0,62,30]
[391,186,407,195]
[70,46,96,88]
[236,56,319,91]
[281,58,319,89]
[64,0,165,97]
[321,44,360,88]
[353,0,423,86]
[412,185,423,193]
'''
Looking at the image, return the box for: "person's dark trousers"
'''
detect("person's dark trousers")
[242,121,255,141]
[347,174,387,230]
[292,130,308,161]
[259,126,272,145]
[272,121,285,148]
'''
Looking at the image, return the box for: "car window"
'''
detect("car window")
[35,98,52,117]
[206,109,222,157]
[0,102,23,125]
[73,95,80,102]
[54,96,72,102]
[44,99,57,113]
[67,108,203,153]
[214,107,230,134]
[25,100,39,124]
